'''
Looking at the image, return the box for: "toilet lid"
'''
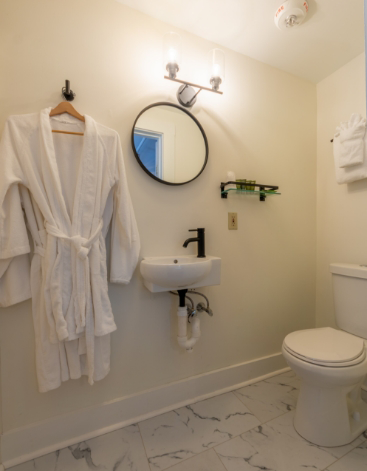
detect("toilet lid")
[283,327,365,364]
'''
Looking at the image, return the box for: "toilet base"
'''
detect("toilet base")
[294,380,367,447]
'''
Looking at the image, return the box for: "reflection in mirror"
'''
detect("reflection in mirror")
[132,103,208,185]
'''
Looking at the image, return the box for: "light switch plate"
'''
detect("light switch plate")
[228,212,238,230]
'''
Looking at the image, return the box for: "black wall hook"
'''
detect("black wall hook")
[62,80,76,101]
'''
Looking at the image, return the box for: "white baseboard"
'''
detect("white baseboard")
[1,352,287,469]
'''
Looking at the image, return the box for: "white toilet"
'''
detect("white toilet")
[282,263,367,447]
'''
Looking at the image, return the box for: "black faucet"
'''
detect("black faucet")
[183,228,206,258]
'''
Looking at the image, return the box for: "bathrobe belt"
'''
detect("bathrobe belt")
[35,220,104,342]
[44,221,103,261]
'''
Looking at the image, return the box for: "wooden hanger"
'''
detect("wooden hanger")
[49,101,85,136]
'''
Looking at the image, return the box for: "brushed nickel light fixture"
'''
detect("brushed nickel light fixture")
[163,33,224,108]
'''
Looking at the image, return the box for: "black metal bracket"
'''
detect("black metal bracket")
[220,181,279,202]
[62,80,76,101]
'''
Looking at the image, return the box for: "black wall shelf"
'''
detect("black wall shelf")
[221,181,280,202]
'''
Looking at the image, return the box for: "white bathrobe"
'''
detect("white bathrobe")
[0,108,140,392]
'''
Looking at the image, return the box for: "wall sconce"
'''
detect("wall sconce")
[163,34,224,108]
[163,32,182,79]
[208,49,225,91]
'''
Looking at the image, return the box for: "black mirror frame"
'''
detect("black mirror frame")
[131,102,209,186]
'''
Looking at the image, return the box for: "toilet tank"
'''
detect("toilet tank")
[330,263,367,340]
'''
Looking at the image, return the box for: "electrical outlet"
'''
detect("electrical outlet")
[228,212,238,230]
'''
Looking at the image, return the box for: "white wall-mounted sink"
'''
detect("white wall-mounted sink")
[140,255,221,293]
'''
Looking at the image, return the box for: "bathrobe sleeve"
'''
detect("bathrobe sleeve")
[109,135,140,284]
[0,118,31,306]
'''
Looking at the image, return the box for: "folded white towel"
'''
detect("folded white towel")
[333,127,367,184]
[336,113,366,168]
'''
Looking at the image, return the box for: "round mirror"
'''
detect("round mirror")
[132,102,208,185]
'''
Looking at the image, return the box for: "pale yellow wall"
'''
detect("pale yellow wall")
[0,0,317,432]
[316,53,366,329]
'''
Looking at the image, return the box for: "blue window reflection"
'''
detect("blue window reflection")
[134,132,162,178]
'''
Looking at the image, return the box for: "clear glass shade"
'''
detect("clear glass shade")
[208,48,225,91]
[163,32,182,78]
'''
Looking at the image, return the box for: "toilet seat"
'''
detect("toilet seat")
[283,343,366,367]
[283,327,366,367]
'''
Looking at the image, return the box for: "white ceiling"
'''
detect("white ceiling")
[116,0,365,83]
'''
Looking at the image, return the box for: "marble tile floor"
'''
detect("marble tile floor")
[9,371,367,471]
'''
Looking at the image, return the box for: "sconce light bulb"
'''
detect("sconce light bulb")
[167,47,177,63]
[163,32,182,79]
[207,48,225,92]
[212,64,221,77]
